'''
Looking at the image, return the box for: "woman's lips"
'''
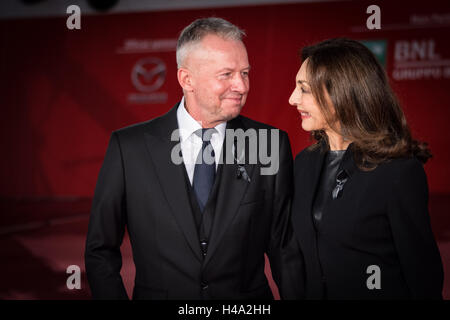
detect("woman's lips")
[298,110,311,119]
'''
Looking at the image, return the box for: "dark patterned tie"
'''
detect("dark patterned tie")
[193,128,216,212]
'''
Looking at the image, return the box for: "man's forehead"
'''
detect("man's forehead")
[192,34,245,54]
[186,39,248,68]
[200,33,243,45]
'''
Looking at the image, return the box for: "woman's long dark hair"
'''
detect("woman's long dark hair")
[302,38,431,169]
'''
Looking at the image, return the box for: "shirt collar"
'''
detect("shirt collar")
[176,96,226,142]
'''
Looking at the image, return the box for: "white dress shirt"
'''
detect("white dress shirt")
[176,97,226,185]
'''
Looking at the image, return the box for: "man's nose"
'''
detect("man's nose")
[231,73,248,93]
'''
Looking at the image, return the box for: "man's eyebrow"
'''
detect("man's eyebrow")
[216,66,251,73]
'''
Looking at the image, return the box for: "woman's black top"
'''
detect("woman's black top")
[292,142,443,299]
[312,150,345,229]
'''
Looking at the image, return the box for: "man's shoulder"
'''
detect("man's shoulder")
[115,119,152,135]
[112,119,155,142]
[114,106,177,138]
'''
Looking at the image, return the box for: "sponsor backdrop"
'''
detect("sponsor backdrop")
[0,0,449,299]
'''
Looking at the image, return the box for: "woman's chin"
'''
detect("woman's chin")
[301,123,314,132]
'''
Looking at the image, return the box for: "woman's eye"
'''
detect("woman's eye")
[301,87,310,94]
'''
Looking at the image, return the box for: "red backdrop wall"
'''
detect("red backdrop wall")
[1,0,449,200]
[1,0,450,300]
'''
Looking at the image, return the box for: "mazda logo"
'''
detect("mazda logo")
[131,57,166,92]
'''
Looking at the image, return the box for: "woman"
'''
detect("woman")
[289,38,443,299]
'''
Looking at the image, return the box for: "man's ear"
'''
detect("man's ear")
[177,67,194,92]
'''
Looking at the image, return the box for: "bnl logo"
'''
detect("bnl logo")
[395,40,440,62]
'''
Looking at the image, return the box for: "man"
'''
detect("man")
[85,17,303,300]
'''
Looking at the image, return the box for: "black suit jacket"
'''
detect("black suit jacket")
[292,142,443,299]
[85,104,303,299]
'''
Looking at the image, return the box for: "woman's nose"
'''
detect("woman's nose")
[289,89,300,106]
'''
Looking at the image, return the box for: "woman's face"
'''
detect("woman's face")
[289,59,329,132]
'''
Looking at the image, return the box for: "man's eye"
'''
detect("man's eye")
[241,71,249,77]
[222,72,232,77]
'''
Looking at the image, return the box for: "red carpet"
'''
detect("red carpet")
[0,196,448,300]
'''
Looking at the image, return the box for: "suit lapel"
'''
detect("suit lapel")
[143,104,202,262]
[203,116,254,267]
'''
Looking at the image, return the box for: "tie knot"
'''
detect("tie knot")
[194,128,216,142]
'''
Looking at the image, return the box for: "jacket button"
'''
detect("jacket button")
[201,282,209,290]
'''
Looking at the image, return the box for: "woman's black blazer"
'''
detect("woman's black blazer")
[291,143,444,299]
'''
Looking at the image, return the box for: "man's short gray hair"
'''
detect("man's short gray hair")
[176,17,246,68]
